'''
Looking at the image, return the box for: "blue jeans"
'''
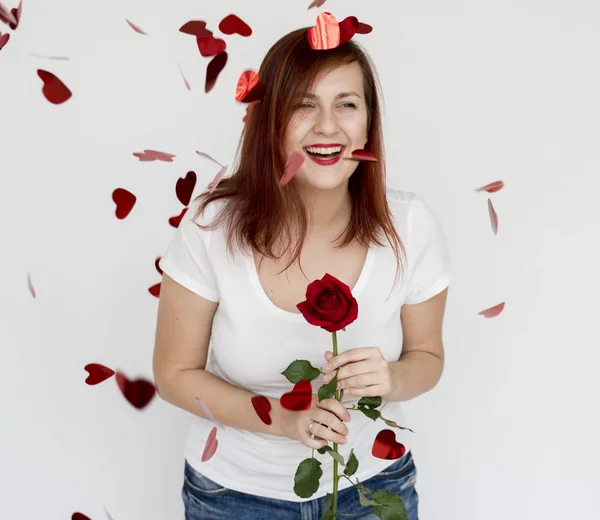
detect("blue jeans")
[182,451,419,519]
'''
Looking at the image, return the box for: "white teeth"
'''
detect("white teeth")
[305,146,343,155]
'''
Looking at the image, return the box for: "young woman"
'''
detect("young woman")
[153,24,452,520]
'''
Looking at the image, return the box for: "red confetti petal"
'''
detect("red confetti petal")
[339,16,359,45]
[476,181,504,194]
[202,426,219,462]
[356,22,373,34]
[307,12,340,51]
[196,150,225,168]
[133,149,176,162]
[176,171,197,206]
[372,429,406,460]
[488,198,498,235]
[251,395,272,425]
[37,69,72,104]
[112,188,136,219]
[218,14,252,37]
[180,20,213,38]
[280,152,304,186]
[115,371,156,409]
[27,272,36,298]
[235,70,264,103]
[125,19,148,35]
[72,514,91,520]
[0,32,9,52]
[345,148,378,162]
[169,207,188,228]
[308,0,327,9]
[84,363,115,385]
[148,283,161,297]
[207,164,228,194]
[155,257,163,275]
[0,3,17,26]
[205,51,228,93]
[280,380,312,411]
[178,62,191,90]
[8,0,21,30]
[196,35,227,57]
[479,302,505,318]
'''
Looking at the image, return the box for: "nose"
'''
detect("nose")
[313,108,340,136]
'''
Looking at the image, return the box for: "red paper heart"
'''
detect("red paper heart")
[180,21,213,38]
[148,283,161,297]
[372,429,406,460]
[479,302,505,318]
[196,35,227,57]
[0,4,16,26]
[356,22,373,34]
[0,32,10,52]
[112,188,136,219]
[347,149,378,162]
[235,70,264,103]
[115,371,156,409]
[218,14,252,37]
[280,152,304,186]
[307,12,340,51]
[251,395,272,425]
[84,363,115,385]
[339,16,359,45]
[202,426,219,461]
[280,380,312,411]
[176,171,197,206]
[205,52,228,93]
[169,207,188,228]
[37,69,72,104]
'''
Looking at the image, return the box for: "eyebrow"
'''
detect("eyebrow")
[303,91,362,100]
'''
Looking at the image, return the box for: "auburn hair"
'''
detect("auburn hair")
[193,27,406,284]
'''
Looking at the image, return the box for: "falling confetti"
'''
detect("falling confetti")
[71,514,91,520]
[148,283,161,297]
[155,257,163,275]
[84,363,116,385]
[0,2,17,26]
[488,198,498,234]
[0,31,9,52]
[27,272,36,298]
[115,371,156,409]
[196,35,227,57]
[132,149,176,162]
[207,164,228,194]
[280,380,312,411]
[475,181,504,193]
[196,150,225,168]
[345,148,378,162]
[339,16,360,44]
[37,69,72,104]
[125,19,148,35]
[280,152,305,186]
[308,0,327,9]
[179,20,213,38]
[479,302,505,318]
[169,207,188,228]
[251,395,272,425]
[235,70,264,103]
[112,188,136,219]
[218,14,252,37]
[176,171,197,206]
[205,51,228,93]
[178,62,191,90]
[8,0,20,30]
[372,430,406,460]
[307,12,340,51]
[202,426,219,461]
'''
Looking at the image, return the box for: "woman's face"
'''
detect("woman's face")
[284,61,369,192]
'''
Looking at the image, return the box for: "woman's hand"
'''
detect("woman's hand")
[323,347,394,398]
[280,394,351,450]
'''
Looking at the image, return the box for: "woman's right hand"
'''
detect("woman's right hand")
[280,394,352,449]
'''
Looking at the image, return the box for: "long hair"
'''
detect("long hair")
[193,27,406,283]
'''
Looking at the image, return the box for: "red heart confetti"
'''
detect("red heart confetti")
[345,149,378,162]
[356,21,373,34]
[235,70,264,103]
[176,171,197,206]
[307,12,340,51]
[478,302,505,318]
[475,180,504,193]
[71,514,91,520]
[280,380,312,411]
[372,429,406,460]
[251,395,272,425]
[178,62,191,90]
[488,198,498,234]
[0,2,17,26]
[202,426,219,461]
[27,272,36,298]
[148,283,161,297]
[207,164,228,194]
[339,16,359,45]
[218,14,252,37]
[84,363,115,385]
[169,207,188,228]
[133,149,176,162]
[8,0,21,30]
[31,52,70,61]
[37,69,72,104]
[196,150,225,168]
[115,371,156,410]
[197,35,227,57]
[112,188,136,219]
[308,0,327,9]
[155,257,163,275]
[280,152,305,186]
[205,51,228,93]
[0,32,9,52]
[179,20,213,38]
[125,19,148,35]
[196,398,224,429]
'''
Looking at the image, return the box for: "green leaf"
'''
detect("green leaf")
[317,445,333,455]
[282,360,321,384]
[370,490,408,520]
[344,449,359,476]
[357,396,382,409]
[357,486,378,507]
[358,407,381,421]
[294,458,323,498]
[326,449,346,466]
[381,417,415,433]
[318,373,338,402]
[320,493,334,520]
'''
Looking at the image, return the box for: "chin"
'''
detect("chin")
[297,171,350,192]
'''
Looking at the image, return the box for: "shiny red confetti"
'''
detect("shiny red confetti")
[488,198,498,234]
[112,188,136,219]
[197,35,227,57]
[205,51,228,93]
[180,20,213,38]
[280,152,304,186]
[84,363,115,385]
[307,12,340,51]
[346,149,377,162]
[72,514,91,520]
[169,207,188,228]
[339,16,359,44]
[37,69,72,104]
[207,164,228,194]
[202,426,219,461]
[176,171,197,206]
[155,257,163,275]
[115,371,156,409]
[125,19,148,35]
[280,380,312,411]
[235,70,264,103]
[196,150,225,168]
[31,52,70,60]
[0,2,17,26]
[133,149,176,162]
[0,32,9,52]
[218,14,252,37]
[251,395,272,425]
[148,283,161,297]
[356,22,373,34]
[196,398,224,429]
[479,302,505,318]
[476,181,504,194]
[372,429,406,460]
[178,62,191,90]
[27,272,35,298]
[308,0,327,9]
[8,0,21,30]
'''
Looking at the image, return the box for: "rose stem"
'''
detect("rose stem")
[332,330,340,516]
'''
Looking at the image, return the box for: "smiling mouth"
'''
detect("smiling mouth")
[303,145,345,160]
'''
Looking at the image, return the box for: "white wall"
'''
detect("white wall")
[1,0,599,519]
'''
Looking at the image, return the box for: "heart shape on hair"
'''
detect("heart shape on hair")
[251,395,272,425]
[202,426,219,461]
[346,149,378,162]
[372,429,406,460]
[280,380,312,411]
[169,207,188,228]
[235,70,264,103]
[218,14,252,37]
[84,363,115,385]
[115,371,156,410]
[0,32,9,52]
[306,12,340,51]
[37,69,72,104]
[197,36,227,57]
[176,171,197,206]
[339,16,360,44]
[112,188,136,219]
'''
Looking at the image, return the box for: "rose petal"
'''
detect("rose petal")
[475,180,504,193]
[112,188,136,219]
[27,272,36,298]
[0,32,9,52]
[148,283,161,297]
[169,207,188,228]
[84,363,116,385]
[218,14,252,37]
[205,51,228,93]
[280,152,304,186]
[372,429,406,460]
[197,35,227,57]
[488,198,498,235]
[179,20,213,38]
[307,12,340,51]
[37,69,72,104]
[251,395,272,425]
[125,19,148,35]
[176,171,197,206]
[280,380,312,411]
[345,148,378,162]
[235,70,264,103]
[115,371,156,409]
[479,302,505,318]
[202,426,219,461]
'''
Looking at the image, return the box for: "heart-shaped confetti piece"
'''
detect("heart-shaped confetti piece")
[8,1,21,30]
[196,150,224,168]
[235,70,264,103]
[196,35,227,57]
[176,171,197,206]
[307,12,340,51]
[251,395,272,425]
[218,14,252,37]
[0,3,17,26]
[280,152,305,187]
[196,398,224,428]
[205,52,228,93]
[112,188,136,219]
[148,283,161,297]
[280,380,312,411]
[479,302,505,318]
[169,207,188,228]
[84,363,115,385]
[339,16,360,45]
[115,371,156,410]
[180,21,213,38]
[346,149,378,162]
[0,32,9,52]
[37,69,72,104]
[202,426,219,461]
[372,429,406,460]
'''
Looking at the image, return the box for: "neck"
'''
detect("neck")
[302,185,352,237]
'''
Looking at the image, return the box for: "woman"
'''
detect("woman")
[153,24,452,520]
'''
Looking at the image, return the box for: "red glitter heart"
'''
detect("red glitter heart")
[251,395,272,425]
[112,188,136,219]
[205,52,228,93]
[202,426,219,461]
[306,12,340,51]
[372,429,406,460]
[115,371,156,410]
[280,380,312,411]
[218,14,252,37]
[176,171,197,206]
[84,363,115,385]
[37,69,72,104]
[235,70,264,103]
[339,16,359,45]
[196,35,227,57]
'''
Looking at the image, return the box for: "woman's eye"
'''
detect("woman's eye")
[340,102,358,109]
[298,103,314,109]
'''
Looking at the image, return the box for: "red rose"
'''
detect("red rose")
[296,273,358,333]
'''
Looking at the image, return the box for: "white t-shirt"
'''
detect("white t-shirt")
[159,187,452,501]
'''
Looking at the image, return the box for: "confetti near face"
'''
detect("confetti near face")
[344,149,378,162]
[235,70,264,103]
[179,20,213,38]
[84,363,115,385]
[71,514,91,520]
[218,14,252,37]
[251,395,272,425]
[0,32,9,52]
[372,429,406,460]
[307,12,340,51]
[115,372,156,410]
[280,380,312,411]
[202,426,219,461]
[280,152,305,187]
[37,69,72,104]
[155,257,163,275]
[205,51,228,93]
[169,207,188,228]
[196,35,227,57]
[308,0,327,9]
[112,188,136,219]
[339,16,360,45]
[176,170,197,206]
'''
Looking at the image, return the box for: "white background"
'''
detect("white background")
[1,0,599,519]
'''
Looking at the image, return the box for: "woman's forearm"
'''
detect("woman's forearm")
[384,348,444,402]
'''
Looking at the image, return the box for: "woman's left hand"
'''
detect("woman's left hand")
[323,347,394,398]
